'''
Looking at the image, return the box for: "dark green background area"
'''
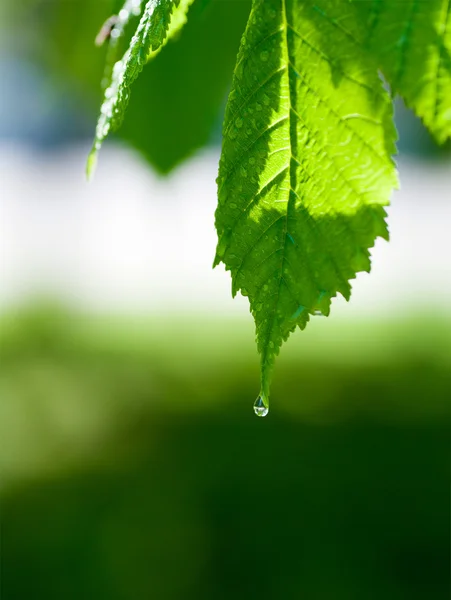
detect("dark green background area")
[1,309,449,600]
[120,0,252,171]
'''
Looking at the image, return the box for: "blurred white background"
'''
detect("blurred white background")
[1,141,450,318]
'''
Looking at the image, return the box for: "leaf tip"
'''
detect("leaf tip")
[86,149,98,182]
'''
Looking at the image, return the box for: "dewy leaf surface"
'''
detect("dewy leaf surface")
[87,0,193,177]
[352,0,451,143]
[214,0,398,405]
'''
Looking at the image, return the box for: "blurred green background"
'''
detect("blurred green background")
[1,308,450,599]
[1,1,450,599]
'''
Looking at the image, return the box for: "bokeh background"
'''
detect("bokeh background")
[1,1,450,598]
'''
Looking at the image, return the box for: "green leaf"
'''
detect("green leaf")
[96,1,144,88]
[352,0,451,144]
[147,0,195,60]
[87,0,193,177]
[214,0,398,407]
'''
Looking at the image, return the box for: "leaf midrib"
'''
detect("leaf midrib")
[260,0,294,390]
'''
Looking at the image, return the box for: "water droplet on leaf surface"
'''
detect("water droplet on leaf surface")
[253,395,269,417]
